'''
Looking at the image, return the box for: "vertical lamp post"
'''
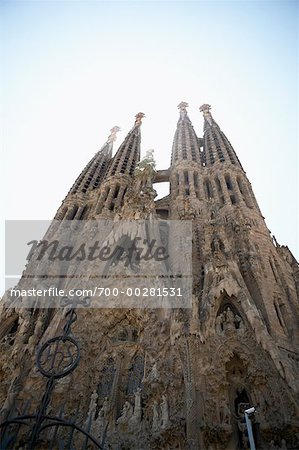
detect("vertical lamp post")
[244,407,256,450]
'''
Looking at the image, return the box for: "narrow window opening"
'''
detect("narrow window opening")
[225,175,233,190]
[215,177,224,206]
[204,180,213,199]
[68,205,78,220]
[184,171,189,186]
[114,185,120,199]
[274,302,284,329]
[269,259,279,282]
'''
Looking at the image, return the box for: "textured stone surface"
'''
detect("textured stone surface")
[1,105,298,449]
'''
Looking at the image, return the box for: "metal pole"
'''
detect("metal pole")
[244,409,256,450]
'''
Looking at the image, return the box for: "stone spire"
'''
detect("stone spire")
[199,104,217,131]
[93,113,144,215]
[199,104,243,170]
[169,102,203,203]
[107,126,121,143]
[106,113,144,178]
[171,102,202,166]
[69,126,120,195]
[134,112,145,127]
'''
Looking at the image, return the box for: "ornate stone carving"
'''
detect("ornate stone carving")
[116,401,133,426]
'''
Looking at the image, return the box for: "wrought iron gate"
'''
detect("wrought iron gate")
[0,297,103,449]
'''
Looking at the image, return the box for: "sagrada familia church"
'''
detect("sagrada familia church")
[0,103,298,449]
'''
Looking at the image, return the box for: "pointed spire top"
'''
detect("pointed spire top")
[135,112,145,127]
[107,126,121,143]
[178,101,189,120]
[178,101,189,112]
[199,103,211,114]
[199,103,217,130]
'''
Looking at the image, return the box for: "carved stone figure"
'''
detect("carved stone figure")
[95,396,109,435]
[116,401,133,426]
[219,396,231,425]
[224,307,235,330]
[130,387,142,425]
[160,394,171,429]
[216,313,224,334]
[85,390,98,428]
[152,400,159,432]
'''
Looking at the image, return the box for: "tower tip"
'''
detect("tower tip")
[135,112,145,126]
[199,104,212,114]
[107,126,121,143]
[177,102,189,112]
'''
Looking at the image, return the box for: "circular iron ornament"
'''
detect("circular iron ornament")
[36,335,80,379]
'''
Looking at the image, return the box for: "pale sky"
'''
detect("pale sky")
[1,0,298,293]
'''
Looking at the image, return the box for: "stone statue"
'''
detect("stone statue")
[130,387,142,425]
[219,396,231,425]
[152,400,159,432]
[160,394,171,429]
[213,236,221,253]
[94,396,109,437]
[85,390,98,428]
[224,307,235,330]
[149,362,159,381]
[116,401,133,426]
[216,313,224,334]
[134,149,156,193]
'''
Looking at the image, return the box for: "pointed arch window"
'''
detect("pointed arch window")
[97,357,116,399]
[126,355,144,396]
[215,176,224,206]
[225,174,233,190]
[184,170,189,186]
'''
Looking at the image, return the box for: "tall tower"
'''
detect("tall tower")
[0,105,298,450]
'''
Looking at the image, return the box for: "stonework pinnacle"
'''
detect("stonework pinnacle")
[177,101,189,112]
[134,112,145,127]
[199,103,212,114]
[107,126,121,143]
[199,103,214,128]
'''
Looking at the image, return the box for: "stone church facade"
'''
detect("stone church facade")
[0,103,299,449]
